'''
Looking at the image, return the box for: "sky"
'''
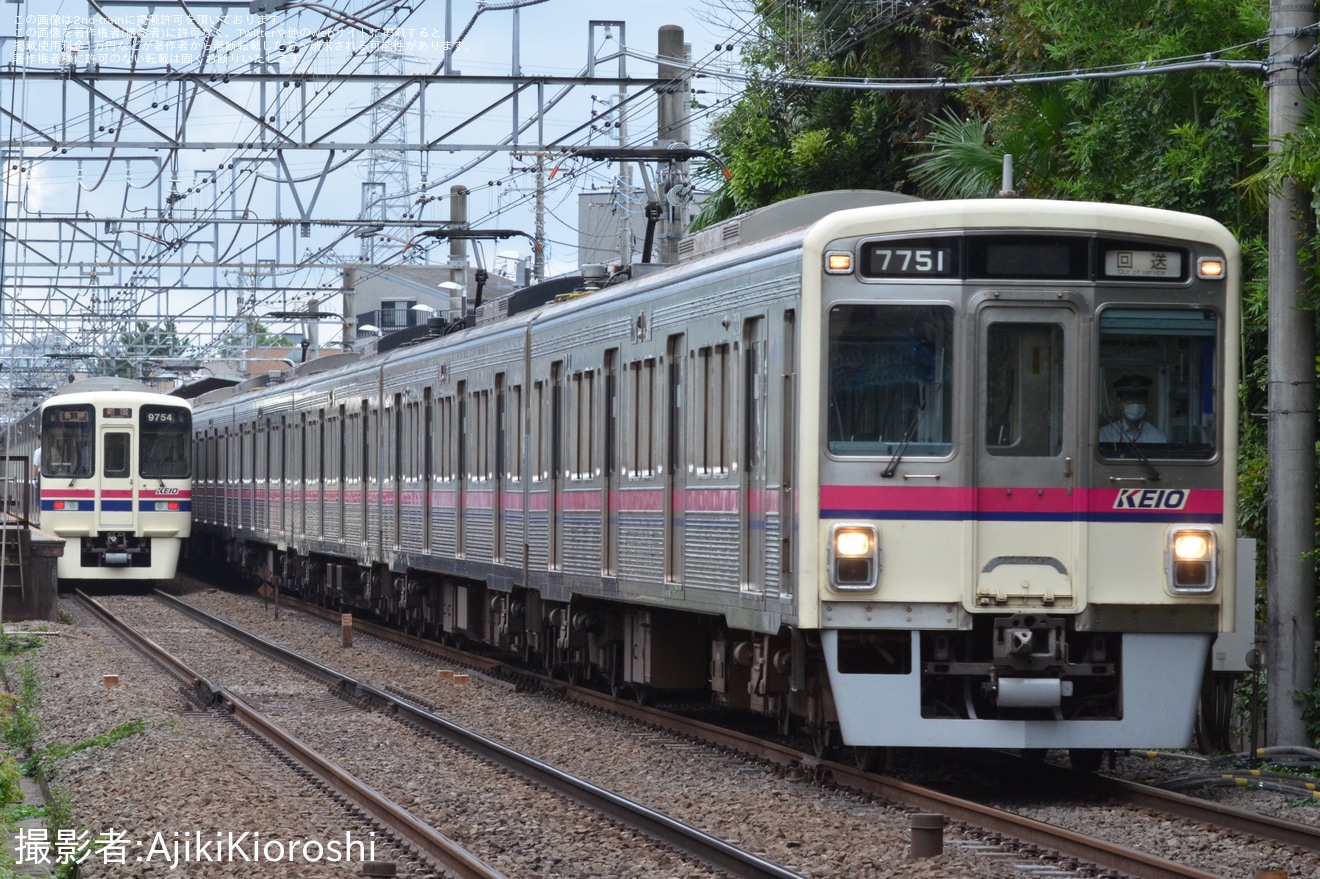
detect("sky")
[0,0,752,365]
[404,0,745,274]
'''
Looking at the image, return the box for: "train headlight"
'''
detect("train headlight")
[54,501,78,511]
[1167,527,1217,594]
[829,524,879,590]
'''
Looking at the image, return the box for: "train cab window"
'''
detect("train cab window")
[104,433,130,479]
[1097,308,1218,460]
[827,304,953,457]
[141,405,192,479]
[40,405,95,479]
[985,323,1065,457]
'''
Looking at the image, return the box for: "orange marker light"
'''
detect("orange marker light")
[1197,257,1225,280]
[825,251,853,274]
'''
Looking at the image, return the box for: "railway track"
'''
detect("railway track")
[75,589,501,879]
[230,588,1320,879]
[78,588,804,879]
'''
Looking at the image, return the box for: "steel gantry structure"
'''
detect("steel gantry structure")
[0,0,694,416]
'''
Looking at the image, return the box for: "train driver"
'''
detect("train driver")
[1099,375,1167,444]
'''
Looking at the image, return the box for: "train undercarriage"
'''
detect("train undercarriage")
[204,539,843,746]
[189,536,1202,771]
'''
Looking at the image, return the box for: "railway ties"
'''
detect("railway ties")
[223,589,1314,879]
[75,589,803,879]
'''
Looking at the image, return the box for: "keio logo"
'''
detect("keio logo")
[1112,489,1189,510]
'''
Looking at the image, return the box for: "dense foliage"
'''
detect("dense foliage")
[700,0,1319,739]
[701,0,1280,543]
[694,0,983,223]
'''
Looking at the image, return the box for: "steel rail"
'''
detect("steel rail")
[154,589,805,879]
[1095,775,1320,853]
[74,590,506,879]
[265,594,1237,879]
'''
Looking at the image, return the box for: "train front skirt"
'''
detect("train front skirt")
[823,630,1209,749]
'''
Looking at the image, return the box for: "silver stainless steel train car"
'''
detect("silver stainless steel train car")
[11,378,193,582]
[189,191,1240,761]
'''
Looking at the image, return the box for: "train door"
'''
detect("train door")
[392,392,403,552]
[275,415,287,541]
[97,414,135,535]
[336,404,347,544]
[423,389,433,551]
[456,381,468,558]
[974,300,1081,610]
[220,428,231,528]
[298,413,307,541]
[241,425,252,532]
[257,419,269,535]
[228,427,239,530]
[549,364,562,571]
[360,401,373,557]
[779,309,797,599]
[665,334,685,586]
[494,375,506,563]
[603,350,618,576]
[742,317,767,592]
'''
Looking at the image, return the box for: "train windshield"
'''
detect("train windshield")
[827,304,954,456]
[40,404,95,479]
[1097,307,1218,460]
[141,405,192,479]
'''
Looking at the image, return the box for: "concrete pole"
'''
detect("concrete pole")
[340,268,356,352]
[656,26,690,265]
[306,296,320,355]
[1265,1,1316,747]
[449,185,469,320]
[534,155,546,281]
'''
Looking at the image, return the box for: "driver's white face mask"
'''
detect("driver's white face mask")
[1123,402,1146,422]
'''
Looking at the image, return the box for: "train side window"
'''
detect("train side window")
[625,359,660,478]
[436,395,455,482]
[508,384,523,483]
[694,344,731,476]
[472,388,490,483]
[569,370,594,481]
[531,381,546,483]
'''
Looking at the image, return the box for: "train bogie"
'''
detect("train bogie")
[189,191,1242,755]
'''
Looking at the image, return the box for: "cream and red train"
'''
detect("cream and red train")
[188,191,1245,763]
[10,378,192,583]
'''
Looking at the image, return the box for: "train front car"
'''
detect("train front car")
[805,201,1239,757]
[38,379,193,583]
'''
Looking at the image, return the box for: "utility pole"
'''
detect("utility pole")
[448,186,470,321]
[340,269,357,353]
[1266,1,1317,747]
[655,25,692,266]
[534,154,546,281]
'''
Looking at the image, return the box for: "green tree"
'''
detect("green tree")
[704,0,1313,734]
[216,317,294,358]
[912,0,1266,220]
[903,0,1275,559]
[696,0,983,226]
[107,320,191,380]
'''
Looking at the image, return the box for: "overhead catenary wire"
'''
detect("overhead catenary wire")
[1,1,1284,377]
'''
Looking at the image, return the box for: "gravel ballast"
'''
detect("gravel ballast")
[10,591,1320,879]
